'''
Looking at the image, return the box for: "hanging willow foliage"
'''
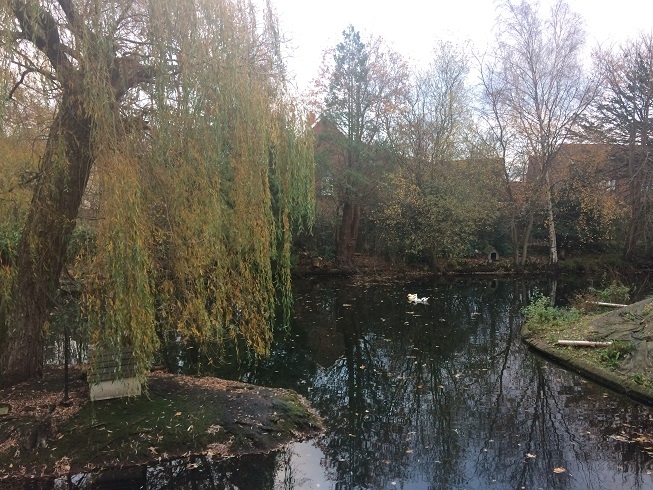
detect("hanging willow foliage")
[0,0,314,384]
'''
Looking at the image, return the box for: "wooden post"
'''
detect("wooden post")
[585,301,629,308]
[556,340,613,347]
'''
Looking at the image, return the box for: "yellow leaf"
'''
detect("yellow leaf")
[553,467,566,474]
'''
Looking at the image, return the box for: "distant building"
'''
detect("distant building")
[525,143,624,196]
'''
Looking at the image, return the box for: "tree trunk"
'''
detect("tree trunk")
[543,172,558,268]
[623,142,642,261]
[335,201,360,267]
[623,206,641,261]
[518,211,535,268]
[510,215,520,266]
[0,92,94,387]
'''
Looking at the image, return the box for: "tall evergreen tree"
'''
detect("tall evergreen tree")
[324,25,372,266]
[320,25,408,266]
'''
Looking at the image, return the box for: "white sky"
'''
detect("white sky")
[267,0,653,93]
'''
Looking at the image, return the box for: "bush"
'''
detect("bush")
[599,341,634,370]
[0,225,21,266]
[523,294,582,329]
[572,280,631,313]
[594,281,630,304]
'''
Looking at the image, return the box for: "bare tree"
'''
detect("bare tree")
[485,0,598,267]
[374,42,504,269]
[396,41,472,179]
[478,58,521,264]
[586,34,653,259]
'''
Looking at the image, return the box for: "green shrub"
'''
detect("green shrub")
[0,225,21,266]
[572,280,632,313]
[523,294,582,328]
[593,281,630,304]
[599,341,634,370]
[66,223,97,263]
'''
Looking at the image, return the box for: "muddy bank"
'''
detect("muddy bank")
[293,252,649,286]
[522,297,653,404]
[0,368,323,484]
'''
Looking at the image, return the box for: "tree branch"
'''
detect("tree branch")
[56,0,76,26]
[111,55,154,99]
[11,0,73,75]
[6,69,33,101]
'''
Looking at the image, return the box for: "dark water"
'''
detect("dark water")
[62,276,653,489]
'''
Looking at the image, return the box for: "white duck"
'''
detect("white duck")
[407,293,429,304]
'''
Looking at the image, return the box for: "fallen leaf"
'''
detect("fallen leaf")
[206,424,222,435]
[553,467,566,474]
[175,412,182,416]
[526,453,536,459]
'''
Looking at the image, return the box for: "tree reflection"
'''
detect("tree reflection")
[289,278,653,489]
[46,453,280,489]
[82,276,653,489]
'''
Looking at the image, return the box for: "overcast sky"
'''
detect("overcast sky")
[267,0,653,93]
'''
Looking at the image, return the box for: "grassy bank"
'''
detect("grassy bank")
[521,294,653,404]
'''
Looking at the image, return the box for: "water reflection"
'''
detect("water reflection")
[252,277,653,489]
[47,453,279,489]
[49,277,653,489]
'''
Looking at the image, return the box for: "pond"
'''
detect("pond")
[62,276,653,489]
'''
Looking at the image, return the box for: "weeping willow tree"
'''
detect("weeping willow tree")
[0,0,314,387]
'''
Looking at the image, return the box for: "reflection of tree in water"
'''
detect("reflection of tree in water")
[133,277,653,489]
[449,280,653,489]
[39,277,653,488]
[298,278,653,489]
[303,280,510,488]
[59,452,279,489]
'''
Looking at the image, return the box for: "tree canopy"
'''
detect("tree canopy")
[586,34,653,258]
[482,0,597,267]
[0,0,314,386]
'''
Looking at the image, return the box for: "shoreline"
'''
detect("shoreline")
[521,297,653,406]
[0,368,323,483]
